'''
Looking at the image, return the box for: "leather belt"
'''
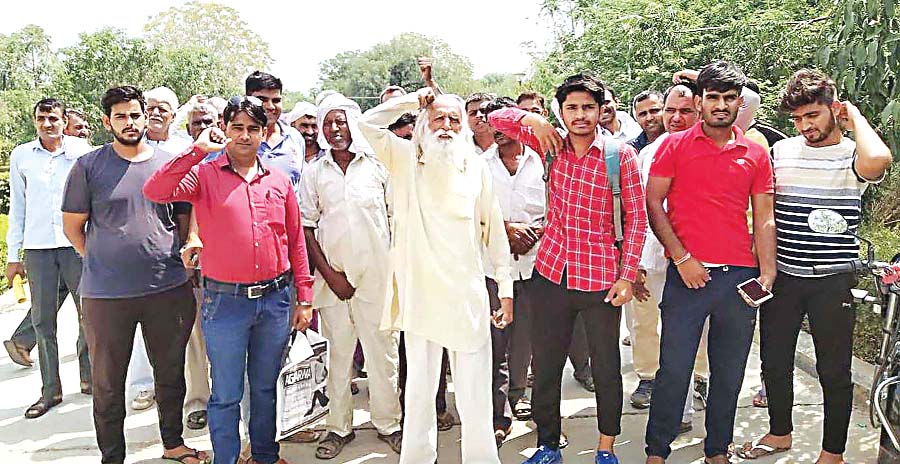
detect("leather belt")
[203,271,292,299]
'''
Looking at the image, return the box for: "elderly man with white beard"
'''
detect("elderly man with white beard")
[359,87,513,464]
[301,93,402,460]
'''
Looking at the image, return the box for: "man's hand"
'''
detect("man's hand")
[417,87,436,109]
[633,270,651,302]
[325,270,356,301]
[520,112,563,156]
[492,297,513,329]
[506,222,539,255]
[5,262,25,288]
[676,257,711,289]
[605,279,634,306]
[293,303,314,331]
[180,241,202,269]
[418,57,434,84]
[837,101,863,132]
[757,272,776,292]
[195,127,230,154]
[672,69,699,83]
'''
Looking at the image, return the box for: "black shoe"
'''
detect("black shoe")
[351,382,359,395]
[677,421,693,436]
[630,379,653,409]
[575,375,595,392]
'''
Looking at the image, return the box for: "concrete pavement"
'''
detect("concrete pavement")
[0,292,880,463]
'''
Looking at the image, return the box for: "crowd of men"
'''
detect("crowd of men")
[1,56,893,464]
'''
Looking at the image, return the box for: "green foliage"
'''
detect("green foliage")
[530,0,825,126]
[822,0,900,159]
[0,171,9,215]
[317,33,528,111]
[0,25,54,92]
[143,1,273,89]
[0,89,40,162]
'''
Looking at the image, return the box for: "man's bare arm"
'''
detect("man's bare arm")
[63,212,89,257]
[751,193,777,289]
[841,102,893,181]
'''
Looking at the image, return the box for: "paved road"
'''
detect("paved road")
[0,292,881,463]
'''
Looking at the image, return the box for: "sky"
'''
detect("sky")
[3,0,554,92]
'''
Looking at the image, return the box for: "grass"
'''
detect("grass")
[851,222,900,364]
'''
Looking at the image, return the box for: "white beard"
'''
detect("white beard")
[418,128,474,163]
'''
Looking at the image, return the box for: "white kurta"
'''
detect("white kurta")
[359,94,513,353]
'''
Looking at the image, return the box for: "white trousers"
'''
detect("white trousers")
[400,333,500,464]
[185,288,210,413]
[319,298,401,437]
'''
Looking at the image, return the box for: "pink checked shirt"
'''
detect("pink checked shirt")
[489,108,647,291]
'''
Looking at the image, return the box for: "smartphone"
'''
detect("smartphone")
[737,278,773,307]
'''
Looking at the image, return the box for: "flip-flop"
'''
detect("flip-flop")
[316,431,356,460]
[378,430,402,453]
[437,411,455,431]
[737,440,790,459]
[186,410,207,430]
[161,448,210,463]
[752,389,768,408]
[24,396,62,419]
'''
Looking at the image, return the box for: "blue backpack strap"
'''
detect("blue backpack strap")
[603,139,624,243]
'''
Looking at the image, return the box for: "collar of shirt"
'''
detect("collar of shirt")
[483,144,541,174]
[31,136,85,160]
[212,152,271,181]
[262,120,302,151]
[687,121,749,151]
[322,149,370,170]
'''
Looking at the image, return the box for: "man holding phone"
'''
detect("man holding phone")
[738,70,892,463]
[643,61,776,464]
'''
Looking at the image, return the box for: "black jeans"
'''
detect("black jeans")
[486,278,514,431]
[81,283,195,464]
[760,273,856,454]
[23,248,90,398]
[645,265,757,459]
[531,271,623,448]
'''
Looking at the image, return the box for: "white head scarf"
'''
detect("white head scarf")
[316,93,373,154]
[285,101,317,124]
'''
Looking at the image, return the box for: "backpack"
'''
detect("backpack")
[543,138,624,245]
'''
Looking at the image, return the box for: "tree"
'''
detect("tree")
[318,33,477,110]
[530,0,825,124]
[0,25,55,91]
[143,1,272,90]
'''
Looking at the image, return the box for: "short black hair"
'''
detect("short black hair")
[33,98,66,117]
[516,91,546,108]
[101,86,145,117]
[554,73,607,107]
[744,79,760,95]
[224,96,268,127]
[632,90,663,110]
[483,96,517,116]
[779,69,837,113]
[465,92,496,109]
[664,81,698,102]
[388,112,416,132]
[245,70,283,95]
[696,60,747,95]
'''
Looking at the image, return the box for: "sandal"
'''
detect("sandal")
[162,447,210,463]
[752,388,768,408]
[378,430,402,453]
[237,441,252,464]
[514,397,532,421]
[25,396,62,419]
[494,426,511,448]
[282,429,321,443]
[316,431,356,459]
[737,439,790,459]
[186,410,208,430]
[437,410,455,431]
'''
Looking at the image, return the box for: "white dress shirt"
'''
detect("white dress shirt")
[637,133,669,273]
[300,150,391,308]
[359,94,513,353]
[603,111,644,142]
[7,136,93,261]
[482,144,545,281]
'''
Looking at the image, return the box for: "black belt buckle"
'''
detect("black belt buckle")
[246,284,266,299]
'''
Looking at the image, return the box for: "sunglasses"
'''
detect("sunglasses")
[228,95,263,107]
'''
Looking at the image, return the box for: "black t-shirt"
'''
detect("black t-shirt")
[62,144,188,298]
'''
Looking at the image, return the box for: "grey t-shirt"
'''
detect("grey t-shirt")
[62,144,188,298]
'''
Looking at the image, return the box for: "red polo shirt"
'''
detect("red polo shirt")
[143,145,314,301]
[649,122,773,267]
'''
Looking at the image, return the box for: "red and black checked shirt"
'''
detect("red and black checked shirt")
[489,108,647,291]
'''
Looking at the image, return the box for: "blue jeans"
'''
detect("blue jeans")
[202,284,293,464]
[645,265,758,459]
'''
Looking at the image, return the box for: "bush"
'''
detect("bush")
[0,171,9,215]
[852,222,900,363]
